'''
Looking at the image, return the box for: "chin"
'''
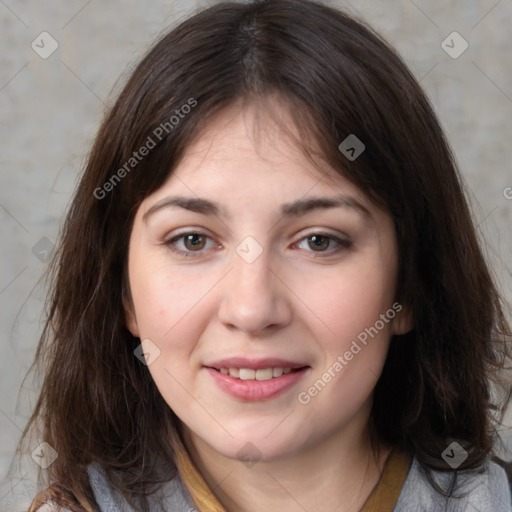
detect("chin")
[206,429,305,464]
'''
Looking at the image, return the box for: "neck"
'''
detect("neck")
[182,419,392,512]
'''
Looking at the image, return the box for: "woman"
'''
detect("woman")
[21,0,512,510]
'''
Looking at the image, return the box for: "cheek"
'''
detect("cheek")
[129,260,206,411]
[294,256,397,351]
[127,251,217,400]
[129,253,205,342]
[294,255,397,424]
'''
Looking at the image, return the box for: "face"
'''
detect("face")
[125,101,411,463]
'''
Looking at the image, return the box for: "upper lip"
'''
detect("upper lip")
[205,357,309,370]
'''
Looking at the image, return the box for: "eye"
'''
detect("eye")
[164,232,217,257]
[164,230,352,258]
[295,232,352,256]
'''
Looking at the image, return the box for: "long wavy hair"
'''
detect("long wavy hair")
[19,0,511,510]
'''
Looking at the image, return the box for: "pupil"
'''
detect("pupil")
[186,234,204,250]
[309,235,328,251]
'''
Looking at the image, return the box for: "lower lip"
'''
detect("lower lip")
[206,367,309,401]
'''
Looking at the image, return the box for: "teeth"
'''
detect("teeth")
[273,367,283,377]
[255,368,273,381]
[239,368,255,380]
[218,367,295,380]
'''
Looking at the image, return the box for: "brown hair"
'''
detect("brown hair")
[19,0,511,510]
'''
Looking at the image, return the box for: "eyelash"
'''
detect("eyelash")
[163,231,352,258]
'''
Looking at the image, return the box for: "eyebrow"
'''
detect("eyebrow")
[142,194,372,223]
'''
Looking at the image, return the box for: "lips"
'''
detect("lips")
[204,357,310,401]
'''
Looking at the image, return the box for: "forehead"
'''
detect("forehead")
[168,99,349,190]
[184,101,305,159]
[139,100,391,225]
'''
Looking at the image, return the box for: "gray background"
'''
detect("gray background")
[1,0,511,510]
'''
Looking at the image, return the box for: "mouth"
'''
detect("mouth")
[204,358,310,401]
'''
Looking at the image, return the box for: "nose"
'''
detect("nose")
[217,246,293,335]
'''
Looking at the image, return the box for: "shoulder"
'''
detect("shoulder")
[86,462,197,511]
[395,455,512,511]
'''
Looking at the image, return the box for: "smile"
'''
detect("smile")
[205,365,310,401]
[214,367,294,380]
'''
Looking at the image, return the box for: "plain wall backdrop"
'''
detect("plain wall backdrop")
[1,0,511,509]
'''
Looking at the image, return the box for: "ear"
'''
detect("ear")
[122,289,140,338]
[391,304,414,336]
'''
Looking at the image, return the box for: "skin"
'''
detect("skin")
[125,100,412,512]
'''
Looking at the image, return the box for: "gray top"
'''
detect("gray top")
[395,457,512,511]
[36,456,512,511]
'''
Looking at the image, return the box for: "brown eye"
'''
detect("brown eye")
[165,231,216,257]
[307,234,330,251]
[183,233,207,251]
[296,232,352,257]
